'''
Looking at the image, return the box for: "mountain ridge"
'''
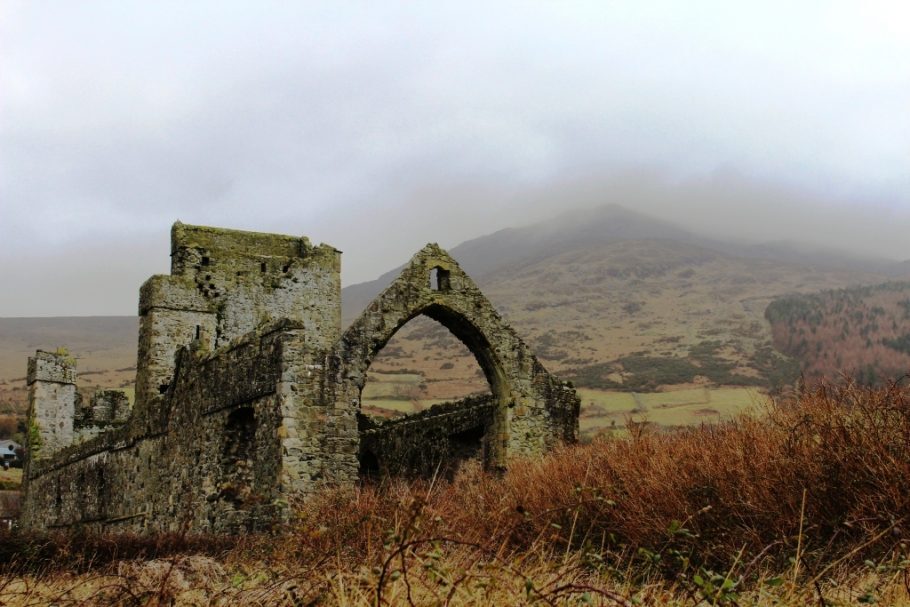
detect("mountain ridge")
[342,203,908,323]
[3,203,908,418]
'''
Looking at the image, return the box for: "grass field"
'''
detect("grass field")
[0,468,21,487]
[0,468,22,490]
[362,362,764,440]
[578,386,764,439]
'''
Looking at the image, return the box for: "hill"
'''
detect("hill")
[342,204,909,323]
[766,281,910,384]
[343,204,728,322]
[2,205,905,438]
[352,206,899,423]
[0,317,137,415]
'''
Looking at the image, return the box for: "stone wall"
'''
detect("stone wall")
[21,223,579,534]
[22,322,299,532]
[134,222,340,421]
[359,395,495,478]
[72,390,131,443]
[332,243,580,475]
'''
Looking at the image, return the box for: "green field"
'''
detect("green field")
[361,398,450,414]
[578,386,764,439]
[362,366,764,438]
[0,467,21,488]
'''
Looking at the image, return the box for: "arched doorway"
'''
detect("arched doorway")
[360,315,488,419]
[331,244,578,483]
[356,310,503,478]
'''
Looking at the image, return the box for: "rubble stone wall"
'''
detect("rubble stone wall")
[21,323,296,532]
[332,244,579,475]
[359,395,495,478]
[21,223,579,534]
[26,351,77,456]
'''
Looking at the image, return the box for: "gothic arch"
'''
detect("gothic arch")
[341,301,510,408]
[332,244,579,471]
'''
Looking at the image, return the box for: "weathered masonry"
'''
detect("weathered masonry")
[21,223,579,533]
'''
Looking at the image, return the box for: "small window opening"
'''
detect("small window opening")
[221,407,256,506]
[260,262,267,273]
[429,267,451,292]
[158,384,169,394]
[282,264,290,273]
[195,325,201,340]
[201,256,210,266]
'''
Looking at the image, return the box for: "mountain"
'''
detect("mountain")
[348,204,903,409]
[2,204,904,417]
[710,240,910,278]
[342,204,906,324]
[343,205,707,322]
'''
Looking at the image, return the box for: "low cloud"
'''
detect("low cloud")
[1,1,907,315]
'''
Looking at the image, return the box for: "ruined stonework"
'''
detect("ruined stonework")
[21,223,579,533]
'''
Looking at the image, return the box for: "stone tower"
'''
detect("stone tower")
[26,350,77,457]
[133,222,342,433]
[20,222,578,534]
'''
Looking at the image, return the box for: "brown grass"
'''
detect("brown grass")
[1,380,909,605]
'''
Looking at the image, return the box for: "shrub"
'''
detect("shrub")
[4,381,910,605]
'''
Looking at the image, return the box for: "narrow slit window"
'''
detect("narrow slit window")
[430,267,451,292]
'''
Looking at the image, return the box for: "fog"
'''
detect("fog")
[1,1,908,316]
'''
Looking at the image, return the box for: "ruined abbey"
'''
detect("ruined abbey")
[21,223,579,533]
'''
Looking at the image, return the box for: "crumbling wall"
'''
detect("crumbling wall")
[73,390,131,443]
[21,323,298,532]
[333,243,579,476]
[21,223,580,535]
[359,395,494,478]
[134,223,341,424]
[27,351,77,456]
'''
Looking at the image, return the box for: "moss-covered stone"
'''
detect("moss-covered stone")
[21,223,578,534]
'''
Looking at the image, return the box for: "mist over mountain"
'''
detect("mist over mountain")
[342,204,908,323]
[3,201,908,418]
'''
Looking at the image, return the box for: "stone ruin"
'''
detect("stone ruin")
[20,223,579,533]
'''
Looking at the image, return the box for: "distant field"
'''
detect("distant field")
[361,365,764,439]
[0,467,22,488]
[1,317,766,445]
[578,385,764,440]
[0,317,138,415]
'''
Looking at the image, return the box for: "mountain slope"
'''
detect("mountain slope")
[766,282,910,383]
[3,204,904,417]
[342,204,907,324]
[342,204,700,323]
[363,236,887,403]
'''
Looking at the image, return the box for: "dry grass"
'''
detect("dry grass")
[1,380,910,605]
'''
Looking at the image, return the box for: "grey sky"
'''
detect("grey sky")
[1,1,908,316]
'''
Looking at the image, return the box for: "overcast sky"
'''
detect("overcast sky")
[1,1,909,316]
